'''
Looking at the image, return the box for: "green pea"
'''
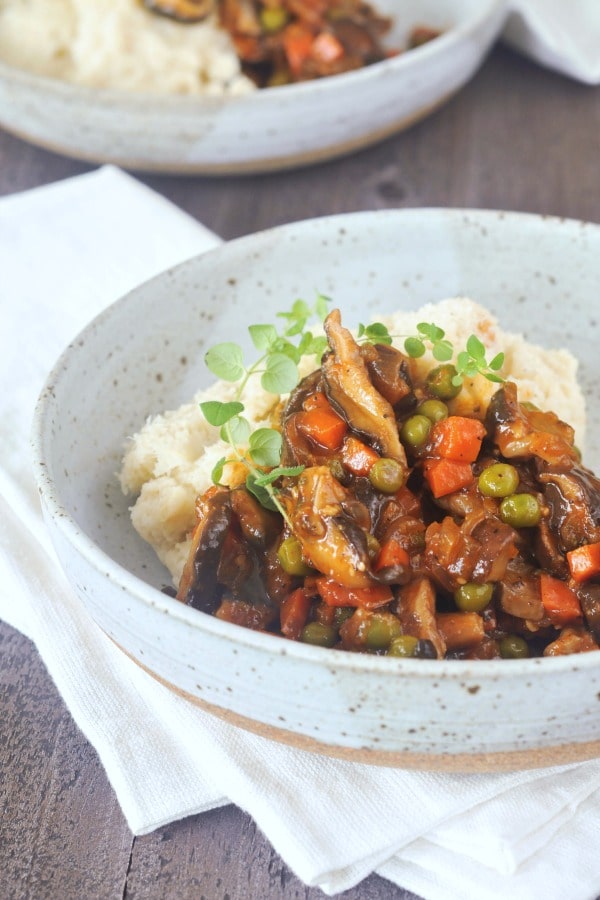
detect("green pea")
[400,414,432,449]
[426,364,462,400]
[369,457,407,494]
[277,536,312,576]
[300,622,337,648]
[260,6,289,32]
[387,634,419,657]
[416,398,449,423]
[499,635,529,659]
[333,607,354,628]
[499,493,542,528]
[478,463,519,498]
[454,582,494,612]
[365,613,403,651]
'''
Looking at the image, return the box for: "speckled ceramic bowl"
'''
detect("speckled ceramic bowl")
[32,208,600,771]
[0,0,506,173]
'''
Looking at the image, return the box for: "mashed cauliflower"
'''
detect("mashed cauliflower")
[0,0,254,95]
[119,298,586,585]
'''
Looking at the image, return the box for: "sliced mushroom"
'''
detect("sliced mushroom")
[177,488,232,611]
[486,382,577,465]
[361,342,415,410]
[282,465,373,588]
[497,559,544,622]
[230,487,280,548]
[322,309,406,464]
[396,576,446,659]
[537,463,600,551]
[143,0,216,22]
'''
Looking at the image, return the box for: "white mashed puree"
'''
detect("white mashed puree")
[119,298,586,585]
[0,0,254,95]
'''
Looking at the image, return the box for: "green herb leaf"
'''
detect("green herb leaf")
[489,352,505,371]
[404,336,426,358]
[252,464,304,486]
[358,322,393,346]
[211,456,227,485]
[466,334,486,360]
[204,342,245,382]
[248,324,278,351]
[222,415,251,446]
[245,471,279,511]
[431,339,453,361]
[418,322,445,343]
[249,428,283,468]
[200,400,244,427]
[261,353,298,394]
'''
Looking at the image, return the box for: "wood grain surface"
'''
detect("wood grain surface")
[1,45,599,900]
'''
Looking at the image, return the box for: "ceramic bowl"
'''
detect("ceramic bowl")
[0,0,506,174]
[32,208,600,771]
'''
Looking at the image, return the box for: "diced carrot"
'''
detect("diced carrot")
[423,458,474,498]
[374,539,410,572]
[280,588,311,640]
[341,436,379,476]
[303,391,333,412]
[310,31,345,63]
[436,612,485,650]
[295,407,347,450]
[539,574,583,626]
[567,541,600,582]
[393,485,421,517]
[430,416,487,463]
[282,23,315,76]
[316,577,393,609]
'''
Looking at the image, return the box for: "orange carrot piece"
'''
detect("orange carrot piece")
[303,391,333,412]
[280,588,311,640]
[282,23,315,76]
[311,31,345,63]
[539,574,583,626]
[316,577,393,609]
[430,416,487,463]
[341,436,379,476]
[567,541,600,582]
[374,539,410,572]
[296,407,347,450]
[423,458,474,498]
[436,612,485,650]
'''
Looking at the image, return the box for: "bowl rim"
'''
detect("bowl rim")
[0,0,506,109]
[31,205,600,684]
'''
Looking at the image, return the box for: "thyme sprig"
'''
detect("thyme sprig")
[200,293,331,518]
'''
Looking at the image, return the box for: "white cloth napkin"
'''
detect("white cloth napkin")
[503,0,600,85]
[2,167,600,900]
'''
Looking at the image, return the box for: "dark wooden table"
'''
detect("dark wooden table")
[2,45,599,900]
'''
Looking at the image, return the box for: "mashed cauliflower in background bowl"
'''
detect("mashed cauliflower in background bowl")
[32,209,600,771]
[0,0,252,95]
[0,0,507,172]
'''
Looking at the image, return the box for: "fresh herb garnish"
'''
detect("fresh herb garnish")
[404,322,505,385]
[200,293,331,520]
[357,321,394,346]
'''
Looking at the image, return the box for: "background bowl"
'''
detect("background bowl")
[32,208,600,772]
[0,0,507,174]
